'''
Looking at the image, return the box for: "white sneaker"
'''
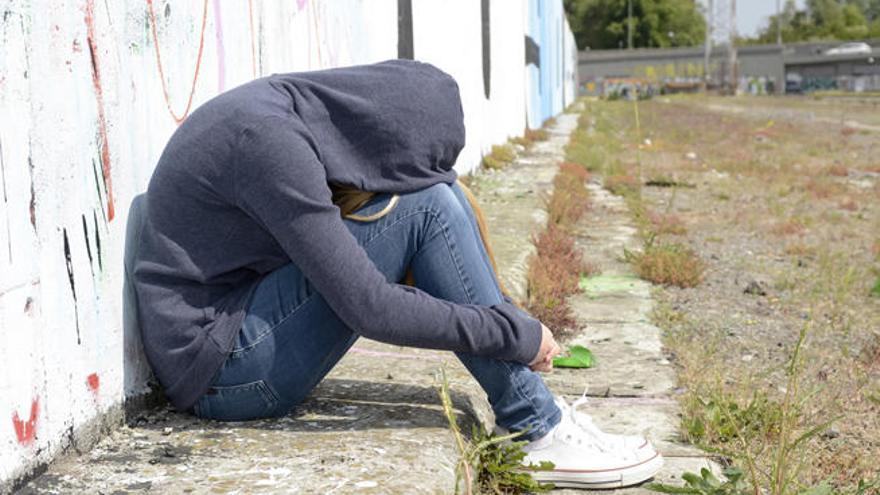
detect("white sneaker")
[552,396,654,456]
[517,396,663,489]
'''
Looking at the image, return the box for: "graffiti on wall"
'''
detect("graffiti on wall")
[0,0,576,488]
[0,0,331,484]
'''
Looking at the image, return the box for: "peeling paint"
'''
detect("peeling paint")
[11,398,39,446]
[81,214,94,277]
[93,209,102,271]
[27,154,35,230]
[91,157,107,224]
[63,228,80,345]
[84,0,116,221]
[87,373,100,399]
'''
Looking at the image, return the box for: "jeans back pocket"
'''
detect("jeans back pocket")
[194,379,279,421]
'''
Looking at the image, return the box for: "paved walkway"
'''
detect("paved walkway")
[17,111,714,494]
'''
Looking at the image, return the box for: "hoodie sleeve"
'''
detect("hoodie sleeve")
[235,119,542,365]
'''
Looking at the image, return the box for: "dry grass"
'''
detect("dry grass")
[772,219,807,237]
[804,177,845,200]
[525,225,586,333]
[624,238,704,288]
[573,96,880,491]
[828,163,849,177]
[482,144,517,170]
[525,161,594,336]
[604,174,639,196]
[510,128,550,150]
[838,198,859,212]
[784,242,816,257]
[545,164,590,226]
[525,128,549,143]
[648,212,687,236]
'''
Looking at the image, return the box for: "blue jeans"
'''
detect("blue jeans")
[192,182,562,441]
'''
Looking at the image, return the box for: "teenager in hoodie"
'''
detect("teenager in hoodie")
[133,59,661,488]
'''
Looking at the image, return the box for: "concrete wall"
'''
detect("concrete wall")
[786,50,880,92]
[0,0,576,489]
[579,45,786,95]
[525,0,578,128]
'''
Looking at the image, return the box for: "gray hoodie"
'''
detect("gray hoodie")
[133,60,541,411]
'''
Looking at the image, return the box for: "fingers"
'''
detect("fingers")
[530,347,558,372]
[530,360,552,372]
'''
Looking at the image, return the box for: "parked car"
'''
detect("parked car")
[824,42,872,56]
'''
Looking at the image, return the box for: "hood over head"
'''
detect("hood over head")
[271,59,465,192]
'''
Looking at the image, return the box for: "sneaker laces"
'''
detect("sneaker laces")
[555,388,620,454]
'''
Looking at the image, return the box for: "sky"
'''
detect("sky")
[698,0,807,38]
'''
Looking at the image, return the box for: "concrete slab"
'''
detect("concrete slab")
[569,294,655,325]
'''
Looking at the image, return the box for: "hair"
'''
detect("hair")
[330,180,514,303]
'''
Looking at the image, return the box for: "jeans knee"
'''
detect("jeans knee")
[416,183,470,228]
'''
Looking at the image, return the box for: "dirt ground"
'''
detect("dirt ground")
[577,95,880,491]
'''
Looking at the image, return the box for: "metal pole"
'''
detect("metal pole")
[776,0,782,45]
[728,0,737,95]
[627,0,633,50]
[704,0,713,91]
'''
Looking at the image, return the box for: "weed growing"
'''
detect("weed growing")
[545,165,589,225]
[648,211,687,235]
[624,235,704,288]
[525,225,587,333]
[524,160,594,336]
[436,368,554,494]
[604,174,640,196]
[649,467,750,495]
[510,128,550,151]
[482,144,517,170]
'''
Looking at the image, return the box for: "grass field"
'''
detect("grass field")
[567,95,880,493]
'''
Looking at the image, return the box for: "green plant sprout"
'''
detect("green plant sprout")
[436,367,555,494]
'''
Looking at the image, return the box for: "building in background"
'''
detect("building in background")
[577,39,880,96]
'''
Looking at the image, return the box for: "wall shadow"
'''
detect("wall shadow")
[132,378,483,436]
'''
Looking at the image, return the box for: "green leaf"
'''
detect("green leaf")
[645,482,703,494]
[552,345,595,368]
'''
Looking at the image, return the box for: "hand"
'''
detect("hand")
[528,323,562,372]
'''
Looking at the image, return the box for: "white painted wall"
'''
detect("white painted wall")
[0,0,575,487]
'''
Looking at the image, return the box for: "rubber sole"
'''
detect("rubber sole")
[529,451,664,489]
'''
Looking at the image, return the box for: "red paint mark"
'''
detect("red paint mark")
[84,0,116,221]
[12,398,39,446]
[147,0,209,124]
[87,373,100,393]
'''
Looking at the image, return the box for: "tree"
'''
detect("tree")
[751,0,878,43]
[563,0,706,50]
